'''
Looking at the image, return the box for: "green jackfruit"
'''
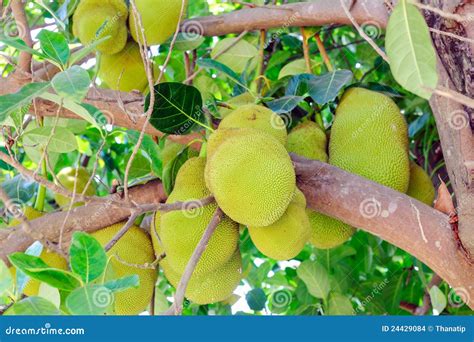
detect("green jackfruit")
[54,167,96,208]
[205,129,295,227]
[329,87,410,193]
[407,161,435,206]
[161,140,198,169]
[219,104,288,145]
[219,93,256,118]
[248,200,311,261]
[73,0,128,55]
[129,0,187,46]
[308,210,355,249]
[92,223,157,315]
[157,157,239,276]
[292,187,307,208]
[287,121,328,162]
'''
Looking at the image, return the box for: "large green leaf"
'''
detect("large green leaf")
[297,260,330,299]
[0,36,46,59]
[52,66,91,102]
[69,232,107,283]
[23,126,78,153]
[103,275,140,293]
[197,58,247,93]
[38,29,70,68]
[307,70,353,105]
[385,0,438,99]
[4,296,61,315]
[0,82,51,123]
[8,253,82,291]
[327,292,355,315]
[266,95,305,114]
[66,285,114,315]
[211,37,258,74]
[147,82,205,135]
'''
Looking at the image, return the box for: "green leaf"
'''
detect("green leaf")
[103,275,140,293]
[385,0,438,99]
[0,36,46,59]
[23,126,78,153]
[37,30,70,68]
[211,37,258,74]
[4,297,61,315]
[429,285,447,314]
[147,82,205,135]
[174,32,205,51]
[8,253,81,291]
[297,260,330,299]
[197,59,247,92]
[69,232,107,283]
[0,82,51,123]
[69,36,111,66]
[128,131,162,177]
[66,285,114,315]
[0,259,13,297]
[266,95,305,114]
[154,286,171,314]
[307,70,353,105]
[327,292,355,315]
[162,147,191,195]
[279,59,316,79]
[37,282,61,308]
[52,66,91,102]
[246,288,267,311]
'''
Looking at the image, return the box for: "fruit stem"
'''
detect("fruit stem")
[256,29,267,95]
[34,117,47,212]
[300,27,312,74]
[315,34,334,72]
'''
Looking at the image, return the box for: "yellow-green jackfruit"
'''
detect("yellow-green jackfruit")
[287,121,328,162]
[329,87,410,193]
[205,129,295,227]
[73,0,128,54]
[54,167,96,208]
[308,210,355,249]
[407,161,435,206]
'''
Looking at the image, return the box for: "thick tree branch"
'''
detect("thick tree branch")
[10,0,32,73]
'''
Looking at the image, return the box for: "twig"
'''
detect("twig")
[409,0,474,23]
[315,34,334,72]
[339,0,389,63]
[429,86,474,109]
[166,207,224,315]
[104,212,140,252]
[11,0,33,72]
[429,28,474,44]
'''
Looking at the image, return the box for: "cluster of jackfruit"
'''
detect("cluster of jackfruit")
[72,0,185,92]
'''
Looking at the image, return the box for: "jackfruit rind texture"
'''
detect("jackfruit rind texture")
[54,167,96,208]
[287,121,328,162]
[329,87,410,193]
[219,104,288,145]
[98,41,154,92]
[248,201,311,260]
[158,158,240,276]
[73,0,128,54]
[205,131,296,227]
[407,161,435,206]
[92,223,157,315]
[129,0,187,46]
[307,210,356,249]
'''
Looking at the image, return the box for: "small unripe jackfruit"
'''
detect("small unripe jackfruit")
[73,0,128,54]
[129,0,187,46]
[54,167,96,208]
[329,87,410,193]
[205,130,296,227]
[157,158,239,276]
[307,210,355,249]
[407,161,435,206]
[248,200,311,261]
[287,121,328,162]
[219,105,288,145]
[92,223,157,315]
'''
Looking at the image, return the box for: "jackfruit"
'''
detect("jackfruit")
[9,208,68,297]
[219,92,256,118]
[154,237,242,305]
[92,223,157,315]
[248,200,311,261]
[157,157,239,276]
[287,121,328,162]
[161,140,198,169]
[205,129,295,227]
[329,87,410,193]
[307,210,355,249]
[98,41,159,93]
[219,104,287,145]
[129,0,187,46]
[292,187,307,208]
[407,161,435,206]
[72,0,128,55]
[54,167,96,208]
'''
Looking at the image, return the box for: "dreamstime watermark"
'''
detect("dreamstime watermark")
[181,199,205,219]
[359,198,398,219]
[448,287,471,308]
[269,288,292,310]
[92,286,114,309]
[0,17,26,39]
[265,12,299,48]
[180,20,204,42]
[270,112,292,131]
[4,322,85,336]
[447,110,470,131]
[361,21,382,39]
[355,278,390,313]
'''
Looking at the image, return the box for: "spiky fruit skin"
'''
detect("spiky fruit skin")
[92,223,156,315]
[157,158,239,276]
[292,187,307,208]
[205,129,296,227]
[248,201,311,260]
[287,121,328,162]
[153,235,242,305]
[98,41,158,93]
[407,161,435,206]
[329,87,410,193]
[54,167,96,208]
[219,93,256,118]
[9,208,68,297]
[72,0,128,54]
[219,105,288,145]
[129,0,187,46]
[307,210,355,249]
